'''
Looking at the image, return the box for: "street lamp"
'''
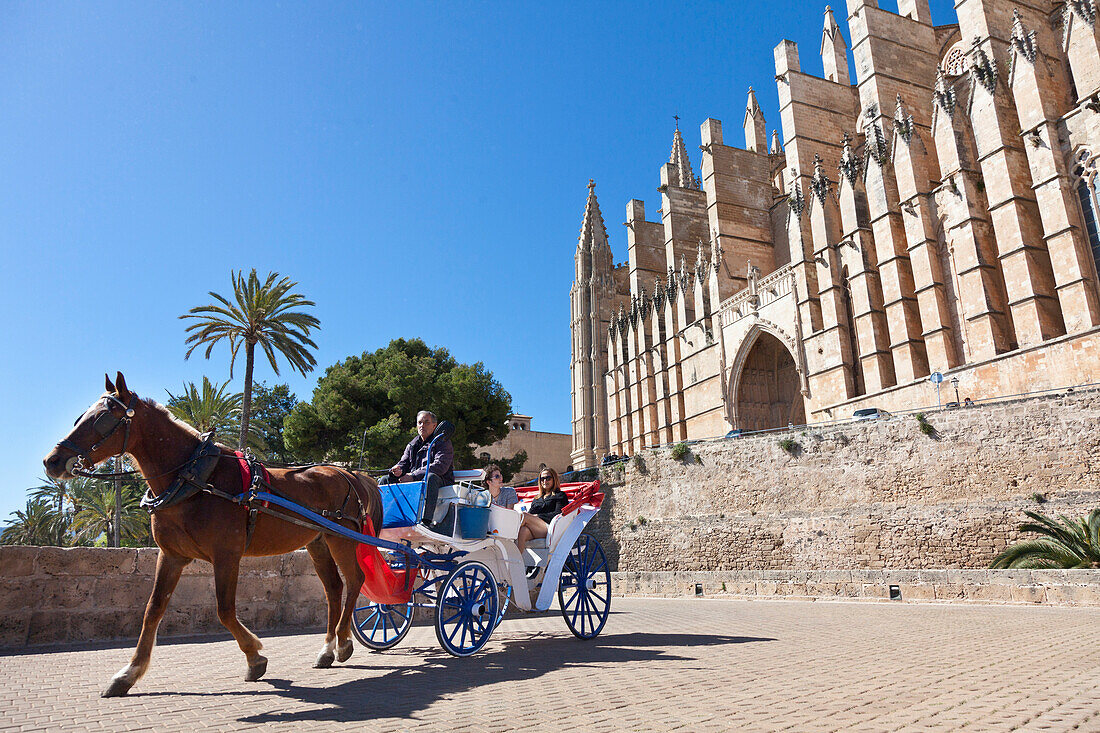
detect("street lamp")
[951,376,960,405]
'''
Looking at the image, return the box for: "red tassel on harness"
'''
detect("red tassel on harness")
[355,516,416,605]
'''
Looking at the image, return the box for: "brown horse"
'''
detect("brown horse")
[43,372,382,697]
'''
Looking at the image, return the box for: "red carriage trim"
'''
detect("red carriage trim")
[355,515,416,605]
[515,480,603,514]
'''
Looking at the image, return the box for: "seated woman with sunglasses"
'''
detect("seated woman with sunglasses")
[516,467,568,554]
[482,463,518,510]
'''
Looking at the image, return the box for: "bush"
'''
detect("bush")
[915,413,936,436]
[670,442,690,460]
[778,437,799,455]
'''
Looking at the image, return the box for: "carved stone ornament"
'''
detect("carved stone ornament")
[787,171,806,218]
[712,232,723,268]
[666,267,678,300]
[893,95,914,145]
[1068,0,1097,27]
[1010,10,1038,66]
[838,132,860,186]
[810,155,830,204]
[608,321,617,340]
[629,297,639,327]
[867,119,889,167]
[969,38,998,94]
[933,68,957,117]
[695,241,710,285]
[679,255,689,294]
[654,276,665,310]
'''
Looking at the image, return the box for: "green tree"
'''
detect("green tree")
[478,451,528,484]
[991,509,1100,569]
[249,382,298,462]
[284,338,518,471]
[181,270,320,451]
[28,476,72,546]
[165,376,266,451]
[69,471,151,548]
[1,498,59,546]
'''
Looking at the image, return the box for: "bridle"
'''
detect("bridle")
[57,393,138,476]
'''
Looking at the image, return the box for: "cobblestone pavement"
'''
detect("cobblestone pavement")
[3,598,1099,732]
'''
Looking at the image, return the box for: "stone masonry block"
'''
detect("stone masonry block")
[0,547,39,577]
[35,547,136,577]
[0,613,29,647]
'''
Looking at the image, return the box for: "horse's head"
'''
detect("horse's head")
[44,371,142,480]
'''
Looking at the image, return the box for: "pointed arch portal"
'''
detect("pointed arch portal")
[731,330,805,431]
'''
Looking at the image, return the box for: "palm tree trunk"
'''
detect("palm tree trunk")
[239,341,256,451]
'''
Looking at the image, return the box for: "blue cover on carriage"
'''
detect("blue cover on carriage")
[378,480,423,529]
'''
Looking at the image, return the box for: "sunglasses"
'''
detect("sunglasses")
[539,476,553,482]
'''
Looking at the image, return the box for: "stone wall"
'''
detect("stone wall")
[598,388,1100,571]
[613,569,1100,606]
[0,547,327,648]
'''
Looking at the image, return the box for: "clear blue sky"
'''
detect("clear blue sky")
[0,0,959,519]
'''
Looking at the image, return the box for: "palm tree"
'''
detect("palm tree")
[28,476,72,546]
[991,509,1100,569]
[165,376,267,451]
[181,270,320,450]
[69,479,149,547]
[1,498,59,545]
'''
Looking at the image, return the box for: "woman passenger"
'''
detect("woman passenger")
[483,463,518,509]
[517,467,568,554]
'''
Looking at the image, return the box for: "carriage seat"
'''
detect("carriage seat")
[515,482,604,552]
[428,469,489,526]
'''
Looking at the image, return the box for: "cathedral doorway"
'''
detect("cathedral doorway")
[733,331,805,431]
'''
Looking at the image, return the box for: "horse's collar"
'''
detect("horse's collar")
[141,432,221,513]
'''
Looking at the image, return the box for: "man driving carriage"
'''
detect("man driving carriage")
[379,410,453,529]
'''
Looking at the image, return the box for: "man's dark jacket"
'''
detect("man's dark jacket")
[394,433,454,486]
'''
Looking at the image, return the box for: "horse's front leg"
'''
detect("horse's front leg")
[102,550,191,697]
[212,554,267,681]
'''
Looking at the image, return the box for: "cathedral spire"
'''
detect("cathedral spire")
[744,87,767,152]
[668,124,701,190]
[578,178,608,250]
[821,6,851,85]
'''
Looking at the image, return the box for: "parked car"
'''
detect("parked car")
[853,407,891,420]
[725,429,743,439]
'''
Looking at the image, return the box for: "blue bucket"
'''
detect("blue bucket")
[457,505,490,539]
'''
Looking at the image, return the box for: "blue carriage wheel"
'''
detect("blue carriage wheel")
[494,583,512,630]
[351,594,414,651]
[557,533,611,639]
[434,560,499,657]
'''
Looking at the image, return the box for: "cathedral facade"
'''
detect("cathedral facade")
[570,0,1100,468]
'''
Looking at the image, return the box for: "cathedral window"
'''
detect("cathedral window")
[1072,150,1100,277]
[941,42,969,77]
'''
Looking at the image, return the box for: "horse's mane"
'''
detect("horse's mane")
[141,396,203,439]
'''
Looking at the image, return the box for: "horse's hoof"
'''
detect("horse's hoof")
[245,656,268,682]
[335,639,354,663]
[101,677,134,698]
[314,650,335,669]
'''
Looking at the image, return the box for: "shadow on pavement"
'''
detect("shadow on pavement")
[223,631,776,725]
